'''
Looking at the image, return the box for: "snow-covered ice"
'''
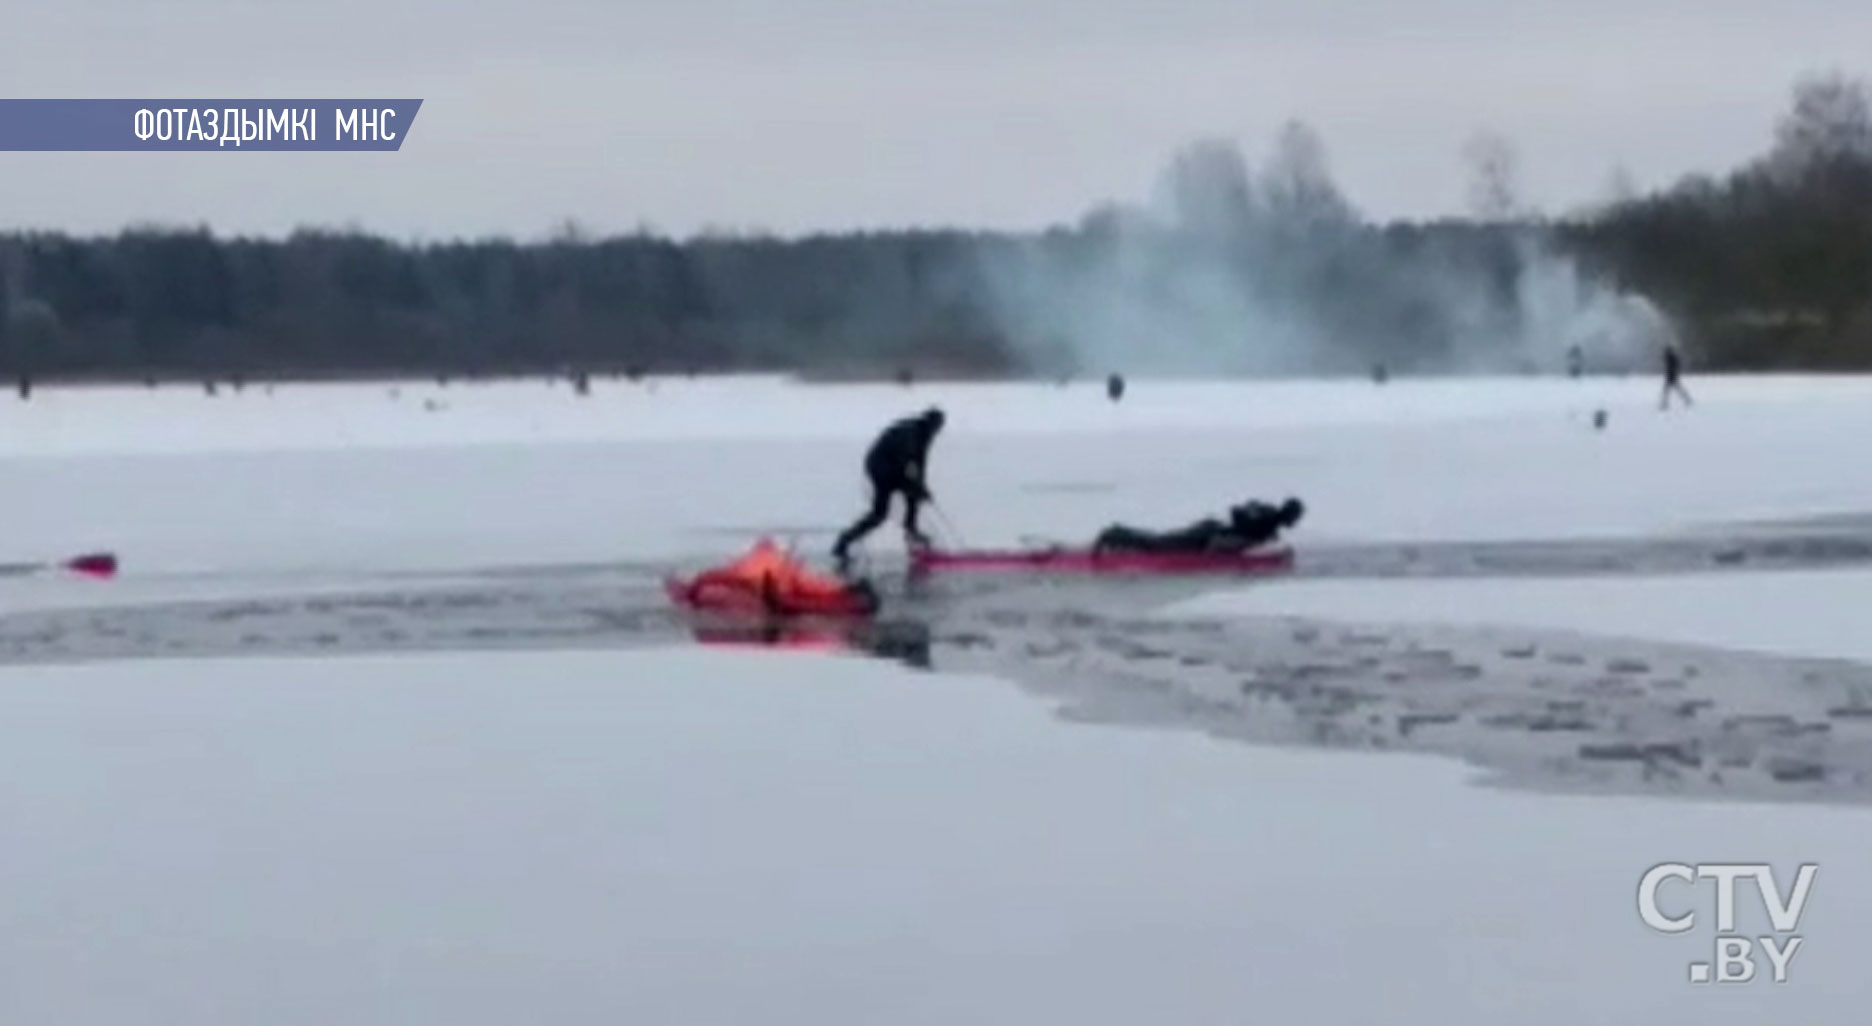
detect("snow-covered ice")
[1,372,1869,1024]
[4,371,1872,581]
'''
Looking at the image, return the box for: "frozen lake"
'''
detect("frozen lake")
[1,373,1868,1023]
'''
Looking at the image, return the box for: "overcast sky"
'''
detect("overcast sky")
[1,0,1866,240]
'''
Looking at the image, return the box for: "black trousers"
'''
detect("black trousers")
[835,472,921,553]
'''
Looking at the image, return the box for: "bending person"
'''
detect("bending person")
[833,407,945,565]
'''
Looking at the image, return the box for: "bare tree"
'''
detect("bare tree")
[1463,129,1522,221]
[1769,71,1872,178]
[1154,137,1257,235]
[550,217,589,245]
[1260,119,1354,228]
[1603,163,1639,208]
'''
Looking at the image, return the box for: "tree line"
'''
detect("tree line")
[1,71,1867,384]
[1560,71,1872,370]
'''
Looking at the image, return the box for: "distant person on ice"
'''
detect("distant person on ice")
[833,407,945,565]
[1660,344,1693,409]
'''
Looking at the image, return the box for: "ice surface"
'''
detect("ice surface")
[4,373,1872,584]
[13,373,1870,457]
[2,373,1870,1023]
[0,649,1866,1026]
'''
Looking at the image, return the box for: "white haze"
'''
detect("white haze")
[971,129,1675,379]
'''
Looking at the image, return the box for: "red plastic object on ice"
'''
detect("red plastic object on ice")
[63,552,119,578]
[908,544,1294,576]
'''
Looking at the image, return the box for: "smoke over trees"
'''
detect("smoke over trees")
[0,71,1867,384]
[1155,137,1258,235]
[972,119,1663,378]
[1261,120,1355,230]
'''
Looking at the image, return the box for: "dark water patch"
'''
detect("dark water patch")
[6,514,1872,807]
[1293,519,1872,581]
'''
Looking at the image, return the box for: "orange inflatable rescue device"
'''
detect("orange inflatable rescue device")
[665,537,880,618]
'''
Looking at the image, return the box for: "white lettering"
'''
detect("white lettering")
[1698,865,1754,933]
[1714,937,1755,983]
[1759,936,1802,983]
[133,108,155,140]
[1641,862,1818,985]
[1637,863,1695,933]
[380,107,396,140]
[1759,864,1817,932]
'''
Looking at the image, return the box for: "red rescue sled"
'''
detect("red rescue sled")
[666,538,879,618]
[66,552,119,578]
[0,551,118,579]
[908,543,1294,576]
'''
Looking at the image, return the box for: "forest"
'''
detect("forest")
[1,72,1867,384]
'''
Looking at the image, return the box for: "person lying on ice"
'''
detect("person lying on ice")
[833,406,945,565]
[1092,497,1304,554]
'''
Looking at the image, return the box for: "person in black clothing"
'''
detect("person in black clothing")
[1661,345,1693,409]
[833,407,945,563]
[1093,497,1304,554]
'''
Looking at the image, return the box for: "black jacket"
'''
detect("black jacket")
[1094,518,1229,553]
[864,416,938,495]
[1227,502,1286,547]
[1095,502,1290,554]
